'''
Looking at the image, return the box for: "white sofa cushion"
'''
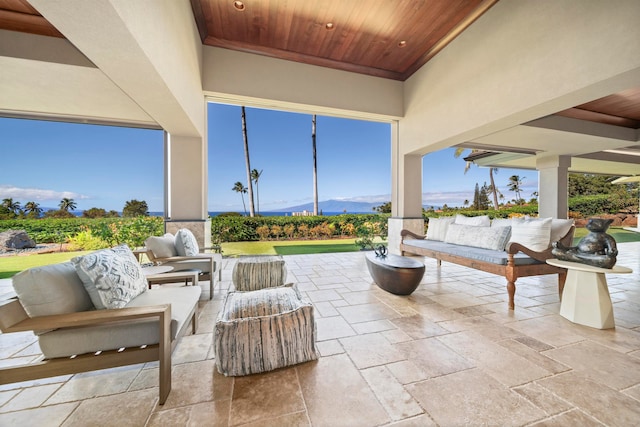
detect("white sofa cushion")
[454,214,490,227]
[509,218,552,252]
[444,223,512,251]
[175,228,199,256]
[72,244,147,309]
[145,233,177,258]
[37,286,201,359]
[426,216,455,241]
[12,262,94,318]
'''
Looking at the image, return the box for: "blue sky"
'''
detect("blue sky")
[0,103,537,213]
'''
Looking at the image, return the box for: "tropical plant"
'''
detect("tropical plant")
[2,198,21,216]
[507,175,525,204]
[24,201,42,218]
[373,202,391,213]
[251,168,263,214]
[83,207,107,218]
[123,199,149,217]
[232,181,248,215]
[311,114,319,215]
[240,106,256,217]
[454,148,499,210]
[59,198,77,212]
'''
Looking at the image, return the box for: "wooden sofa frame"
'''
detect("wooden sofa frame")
[0,299,198,405]
[400,226,575,310]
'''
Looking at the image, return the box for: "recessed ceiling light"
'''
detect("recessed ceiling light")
[325,22,335,30]
[233,1,245,11]
[398,40,407,48]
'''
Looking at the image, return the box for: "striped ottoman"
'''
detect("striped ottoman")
[232,255,287,291]
[214,284,318,376]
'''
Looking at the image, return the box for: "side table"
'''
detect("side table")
[546,259,632,329]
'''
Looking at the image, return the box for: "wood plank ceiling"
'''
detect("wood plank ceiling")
[190,0,498,81]
[0,0,638,130]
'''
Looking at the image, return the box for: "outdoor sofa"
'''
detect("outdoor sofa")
[0,244,200,405]
[400,215,575,309]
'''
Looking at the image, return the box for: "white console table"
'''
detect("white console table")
[547,259,632,329]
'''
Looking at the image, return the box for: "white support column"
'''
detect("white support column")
[165,130,211,248]
[537,155,571,219]
[389,122,424,255]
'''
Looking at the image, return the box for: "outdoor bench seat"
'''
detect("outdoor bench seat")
[400,223,575,310]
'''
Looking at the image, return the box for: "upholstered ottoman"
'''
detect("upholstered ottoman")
[232,255,287,291]
[214,284,318,376]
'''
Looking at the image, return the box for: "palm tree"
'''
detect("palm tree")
[251,169,263,215]
[240,106,256,217]
[24,201,43,217]
[59,197,77,212]
[1,198,21,215]
[507,175,525,204]
[312,114,318,215]
[232,181,248,215]
[454,148,499,210]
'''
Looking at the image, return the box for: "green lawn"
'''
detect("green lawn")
[0,251,91,279]
[572,226,640,244]
[0,239,383,279]
[2,229,638,279]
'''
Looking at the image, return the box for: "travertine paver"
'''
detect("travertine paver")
[0,242,639,426]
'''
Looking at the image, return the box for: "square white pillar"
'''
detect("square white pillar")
[537,155,571,219]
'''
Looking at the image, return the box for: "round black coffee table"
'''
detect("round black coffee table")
[365,252,425,295]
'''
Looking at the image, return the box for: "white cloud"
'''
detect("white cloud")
[0,185,89,203]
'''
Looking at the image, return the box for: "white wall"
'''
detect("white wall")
[202,46,403,121]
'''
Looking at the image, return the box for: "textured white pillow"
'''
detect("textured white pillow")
[444,223,512,251]
[509,218,552,252]
[145,233,177,258]
[426,216,455,241]
[455,214,490,227]
[72,244,147,309]
[175,228,199,256]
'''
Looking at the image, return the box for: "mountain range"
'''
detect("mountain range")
[268,199,383,213]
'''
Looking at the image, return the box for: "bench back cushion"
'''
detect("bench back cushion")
[455,214,491,227]
[509,217,552,252]
[12,262,94,318]
[73,244,147,309]
[426,216,455,241]
[444,223,512,251]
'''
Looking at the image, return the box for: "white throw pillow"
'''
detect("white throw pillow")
[444,223,512,251]
[509,218,552,252]
[175,228,199,256]
[454,214,490,227]
[550,219,574,243]
[145,233,177,258]
[426,216,455,241]
[72,244,147,309]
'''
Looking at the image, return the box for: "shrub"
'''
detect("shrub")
[256,225,270,240]
[67,229,110,251]
[283,224,295,239]
[297,224,309,239]
[270,225,283,240]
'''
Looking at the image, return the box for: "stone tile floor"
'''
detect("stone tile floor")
[0,243,639,426]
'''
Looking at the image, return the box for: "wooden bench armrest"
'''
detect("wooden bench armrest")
[400,229,425,240]
[2,301,170,333]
